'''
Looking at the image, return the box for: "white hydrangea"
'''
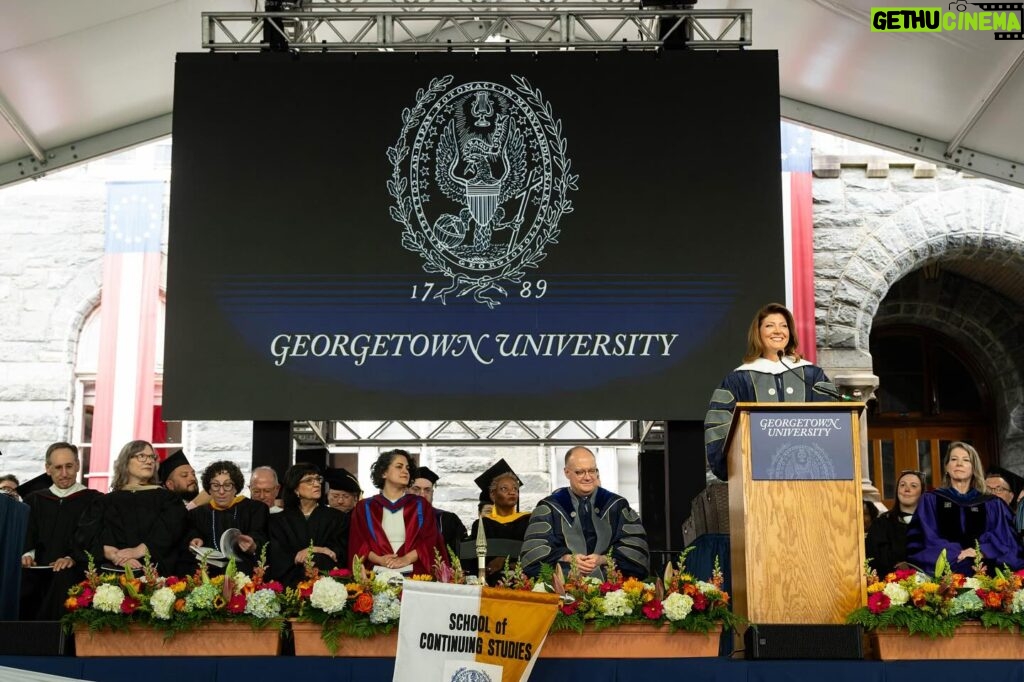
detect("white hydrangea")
[93,584,126,613]
[244,589,281,619]
[310,578,348,614]
[232,573,252,595]
[1012,590,1024,615]
[952,591,985,615]
[185,583,219,611]
[663,592,694,622]
[149,587,176,620]
[696,581,718,595]
[369,592,401,624]
[883,582,910,606]
[601,589,632,617]
[964,577,982,590]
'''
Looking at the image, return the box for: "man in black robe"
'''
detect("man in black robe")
[324,467,361,516]
[20,442,102,620]
[159,450,209,510]
[409,467,467,556]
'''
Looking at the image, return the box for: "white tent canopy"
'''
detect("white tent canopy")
[1,0,1022,188]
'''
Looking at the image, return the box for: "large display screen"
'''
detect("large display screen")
[165,50,784,420]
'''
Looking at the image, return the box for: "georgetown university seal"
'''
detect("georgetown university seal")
[388,75,578,308]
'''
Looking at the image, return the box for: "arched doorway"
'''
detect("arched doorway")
[867,325,996,507]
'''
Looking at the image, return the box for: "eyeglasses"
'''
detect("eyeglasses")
[988,484,1012,493]
[570,468,599,478]
[495,485,520,494]
[209,482,236,492]
[251,487,278,495]
[132,453,158,462]
[299,476,323,486]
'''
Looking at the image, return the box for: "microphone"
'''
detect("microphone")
[776,350,851,401]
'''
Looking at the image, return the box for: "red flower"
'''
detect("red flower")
[600,582,621,595]
[642,600,664,620]
[76,588,95,608]
[353,592,374,614]
[299,586,312,599]
[263,581,284,594]
[560,601,579,616]
[227,594,247,614]
[329,568,352,579]
[892,569,916,582]
[867,592,891,614]
[120,597,141,614]
[692,593,708,612]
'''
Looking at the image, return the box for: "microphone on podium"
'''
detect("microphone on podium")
[776,350,851,401]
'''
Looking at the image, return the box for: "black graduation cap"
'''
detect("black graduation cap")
[16,472,53,500]
[413,466,439,485]
[985,466,1024,499]
[474,459,523,503]
[324,467,362,494]
[158,450,190,483]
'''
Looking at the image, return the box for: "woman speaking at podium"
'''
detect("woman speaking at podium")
[703,303,839,480]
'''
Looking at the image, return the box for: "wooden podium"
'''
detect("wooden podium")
[726,402,866,625]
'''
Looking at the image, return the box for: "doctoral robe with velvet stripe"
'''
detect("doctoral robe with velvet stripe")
[348,494,443,575]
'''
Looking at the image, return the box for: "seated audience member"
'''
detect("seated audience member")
[348,450,442,575]
[908,442,1024,574]
[250,466,283,514]
[521,446,649,579]
[324,467,361,516]
[186,461,269,575]
[78,440,188,572]
[0,475,21,502]
[408,466,467,555]
[986,466,1022,512]
[20,443,102,619]
[466,460,531,584]
[159,450,210,510]
[865,470,924,578]
[269,463,346,587]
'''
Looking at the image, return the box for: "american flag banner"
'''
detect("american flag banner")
[780,121,816,363]
[87,181,164,491]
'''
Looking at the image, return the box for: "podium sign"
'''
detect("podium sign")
[726,403,866,626]
[749,411,855,480]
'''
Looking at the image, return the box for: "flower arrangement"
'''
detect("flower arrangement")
[63,550,286,637]
[291,550,405,654]
[847,547,1024,637]
[497,547,740,635]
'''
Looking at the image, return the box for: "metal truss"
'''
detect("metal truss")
[293,418,663,447]
[202,4,751,52]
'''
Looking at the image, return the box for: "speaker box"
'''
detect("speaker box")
[744,624,863,660]
[0,621,70,655]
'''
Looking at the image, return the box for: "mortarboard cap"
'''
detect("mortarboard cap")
[158,450,191,483]
[16,472,53,499]
[324,467,362,494]
[985,466,1024,498]
[413,466,439,485]
[473,459,523,499]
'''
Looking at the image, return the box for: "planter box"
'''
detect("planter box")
[74,622,282,657]
[291,621,397,657]
[540,623,722,658]
[869,622,1024,660]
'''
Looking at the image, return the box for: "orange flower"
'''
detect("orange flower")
[410,574,434,581]
[911,589,927,607]
[346,583,364,595]
[170,581,188,594]
[622,577,644,595]
[174,598,186,612]
[682,583,698,596]
[985,591,1003,608]
[922,582,939,593]
[352,592,374,614]
[867,582,886,594]
[64,597,79,611]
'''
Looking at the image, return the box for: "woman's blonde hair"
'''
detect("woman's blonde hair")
[743,302,803,364]
[110,440,158,491]
[941,441,987,493]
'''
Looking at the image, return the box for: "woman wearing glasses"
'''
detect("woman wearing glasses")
[466,460,531,585]
[78,440,188,572]
[186,461,269,575]
[268,462,346,587]
[865,470,925,578]
[907,442,1024,574]
[348,449,442,575]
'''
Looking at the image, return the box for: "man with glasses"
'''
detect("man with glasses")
[521,446,649,579]
[408,466,467,556]
[249,466,284,514]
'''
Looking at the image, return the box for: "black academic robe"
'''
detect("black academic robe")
[437,508,468,556]
[466,513,531,585]
[78,487,188,574]
[0,494,29,620]
[20,487,101,620]
[268,505,347,587]
[186,498,270,575]
[865,509,913,579]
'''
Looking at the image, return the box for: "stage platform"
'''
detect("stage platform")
[4,656,1024,682]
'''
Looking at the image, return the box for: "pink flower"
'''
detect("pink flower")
[77,588,94,608]
[867,591,891,614]
[329,568,352,579]
[642,600,664,620]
